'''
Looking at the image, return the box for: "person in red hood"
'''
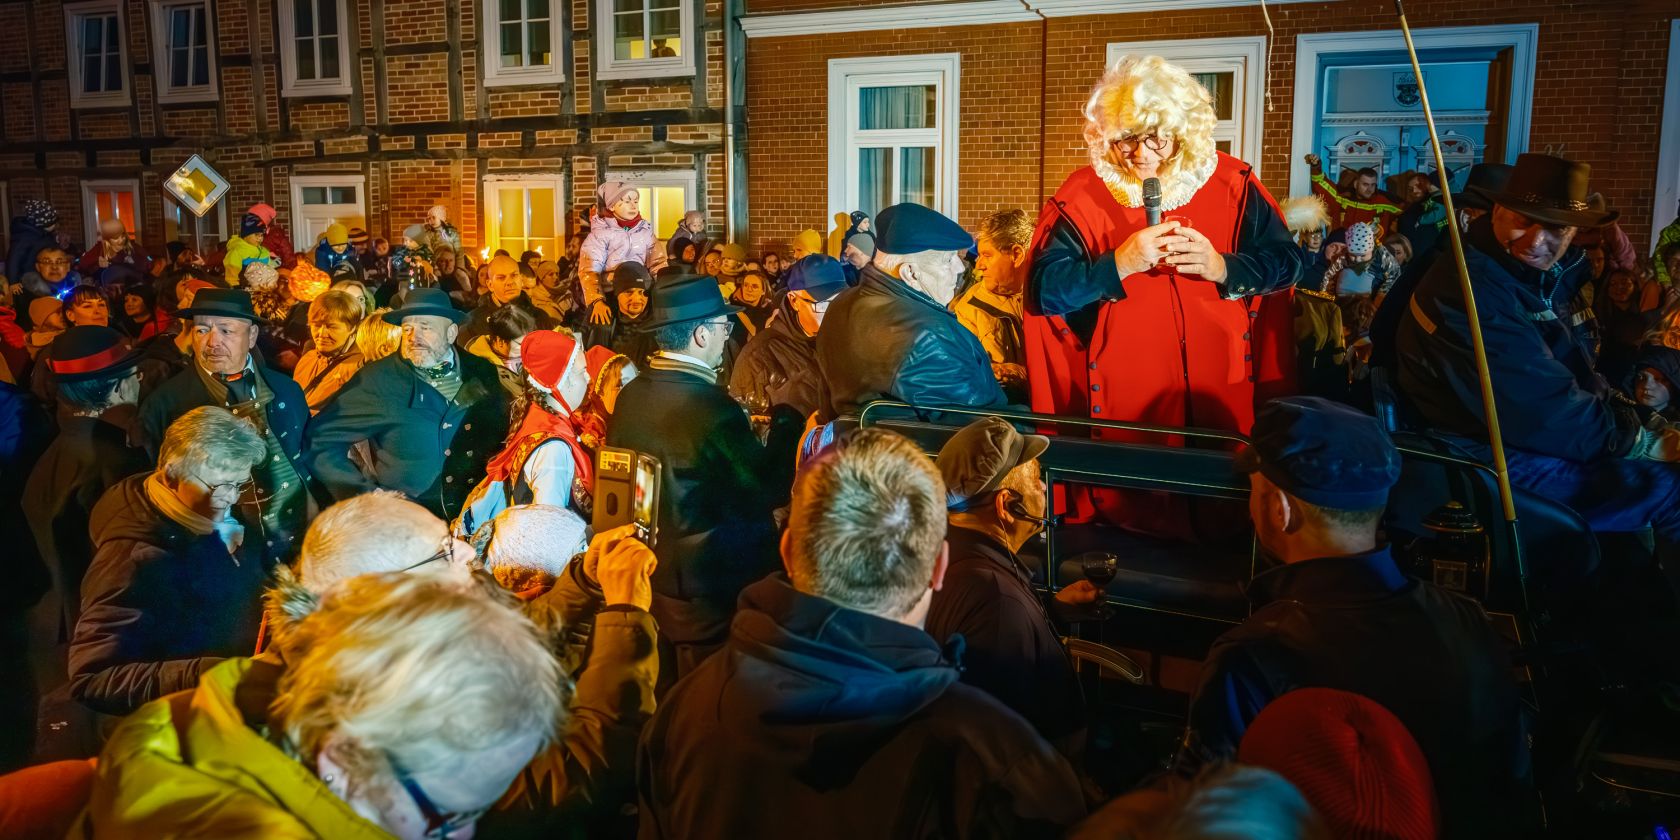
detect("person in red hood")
[246,202,297,269]
[1026,55,1302,540]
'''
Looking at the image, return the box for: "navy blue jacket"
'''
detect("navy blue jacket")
[1396,216,1637,462]
[1183,546,1528,838]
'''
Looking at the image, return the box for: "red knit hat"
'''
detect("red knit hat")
[1237,688,1439,840]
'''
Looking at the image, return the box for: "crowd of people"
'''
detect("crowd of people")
[0,51,1675,838]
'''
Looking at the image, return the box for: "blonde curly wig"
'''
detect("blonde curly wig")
[1084,55,1221,210]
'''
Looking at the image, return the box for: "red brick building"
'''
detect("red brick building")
[0,0,737,260]
[741,0,1680,257]
[0,0,1675,263]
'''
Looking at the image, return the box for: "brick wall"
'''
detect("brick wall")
[0,0,730,257]
[746,0,1677,255]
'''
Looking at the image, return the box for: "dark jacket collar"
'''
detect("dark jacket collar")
[1247,545,1410,609]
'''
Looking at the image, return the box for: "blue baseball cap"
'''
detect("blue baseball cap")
[1235,397,1401,510]
[784,254,848,302]
[876,202,973,255]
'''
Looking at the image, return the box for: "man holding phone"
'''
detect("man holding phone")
[606,274,803,691]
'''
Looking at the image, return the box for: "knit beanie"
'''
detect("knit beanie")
[348,227,370,247]
[402,223,426,243]
[597,181,637,211]
[720,243,747,262]
[23,199,57,229]
[1238,688,1439,840]
[240,213,267,238]
[325,223,349,247]
[612,261,653,294]
[794,229,823,255]
[846,231,877,257]
[247,203,278,226]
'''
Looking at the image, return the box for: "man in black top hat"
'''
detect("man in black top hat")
[307,287,510,521]
[815,202,1006,423]
[1397,153,1680,541]
[606,273,802,689]
[137,288,312,561]
[21,327,149,727]
[1180,396,1528,837]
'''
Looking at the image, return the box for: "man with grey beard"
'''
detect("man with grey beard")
[306,287,509,520]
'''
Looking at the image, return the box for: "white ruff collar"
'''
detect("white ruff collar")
[1089,148,1218,212]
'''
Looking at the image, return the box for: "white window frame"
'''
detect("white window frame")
[482,174,567,260]
[81,178,142,245]
[483,0,566,87]
[826,53,959,224]
[164,194,228,254]
[1291,23,1538,199]
[288,174,366,247]
[1106,36,1265,171]
[606,168,696,241]
[65,0,130,109]
[594,0,694,81]
[148,0,218,104]
[277,0,353,97]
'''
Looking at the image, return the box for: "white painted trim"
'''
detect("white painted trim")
[740,0,1325,38]
[289,174,367,247]
[1320,110,1491,127]
[593,0,696,80]
[1105,36,1265,175]
[742,1,1031,38]
[80,178,141,244]
[1655,19,1680,252]
[277,0,354,97]
[148,0,219,104]
[64,0,130,109]
[1290,23,1538,198]
[827,53,960,224]
[482,0,568,88]
[481,174,568,257]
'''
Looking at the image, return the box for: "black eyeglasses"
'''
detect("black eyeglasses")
[401,531,458,573]
[389,757,487,839]
[190,471,255,496]
[1111,132,1170,152]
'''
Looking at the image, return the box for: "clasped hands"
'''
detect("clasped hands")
[1114,221,1227,284]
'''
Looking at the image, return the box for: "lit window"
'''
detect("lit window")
[65,0,129,108]
[484,0,564,87]
[608,170,695,240]
[81,179,141,244]
[150,0,218,103]
[279,0,352,96]
[484,177,563,261]
[290,176,366,247]
[595,0,692,80]
[828,55,959,221]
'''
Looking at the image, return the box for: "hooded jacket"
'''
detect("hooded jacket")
[729,297,822,418]
[579,214,655,306]
[7,215,58,289]
[816,264,1007,422]
[638,576,1085,839]
[69,474,267,716]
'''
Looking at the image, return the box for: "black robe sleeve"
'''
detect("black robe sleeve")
[1220,179,1306,300]
[1029,207,1125,317]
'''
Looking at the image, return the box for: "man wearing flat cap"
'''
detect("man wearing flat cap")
[607,274,802,688]
[1397,153,1680,541]
[925,416,1098,759]
[138,288,312,559]
[730,254,847,421]
[815,202,1006,422]
[307,287,510,521]
[1180,396,1526,836]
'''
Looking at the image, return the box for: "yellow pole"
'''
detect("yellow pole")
[1395,0,1518,523]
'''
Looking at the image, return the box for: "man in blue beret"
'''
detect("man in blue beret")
[814,202,1007,422]
[1180,396,1528,835]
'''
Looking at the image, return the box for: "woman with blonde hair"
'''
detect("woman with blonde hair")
[1026,54,1302,539]
[78,568,564,838]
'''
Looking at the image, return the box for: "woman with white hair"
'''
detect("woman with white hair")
[67,405,268,716]
[1026,54,1303,540]
[79,569,565,838]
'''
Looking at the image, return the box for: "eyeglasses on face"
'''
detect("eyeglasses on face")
[1110,132,1170,152]
[388,755,488,840]
[190,471,254,496]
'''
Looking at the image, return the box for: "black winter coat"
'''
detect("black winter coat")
[815,265,1006,422]
[1183,547,1527,838]
[605,364,796,662]
[69,474,267,716]
[22,417,149,639]
[728,298,822,418]
[1396,216,1635,462]
[637,576,1086,839]
[306,351,511,521]
[581,306,656,369]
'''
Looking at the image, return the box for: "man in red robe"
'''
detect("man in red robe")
[1026,55,1303,539]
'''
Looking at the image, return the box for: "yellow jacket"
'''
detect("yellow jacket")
[223,236,274,285]
[77,657,393,839]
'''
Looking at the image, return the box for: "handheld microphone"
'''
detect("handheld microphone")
[1142,177,1163,227]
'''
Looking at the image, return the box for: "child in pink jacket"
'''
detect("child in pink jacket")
[580,182,655,326]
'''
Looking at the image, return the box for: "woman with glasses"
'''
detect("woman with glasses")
[67,405,268,718]
[1026,54,1304,542]
[79,568,564,840]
